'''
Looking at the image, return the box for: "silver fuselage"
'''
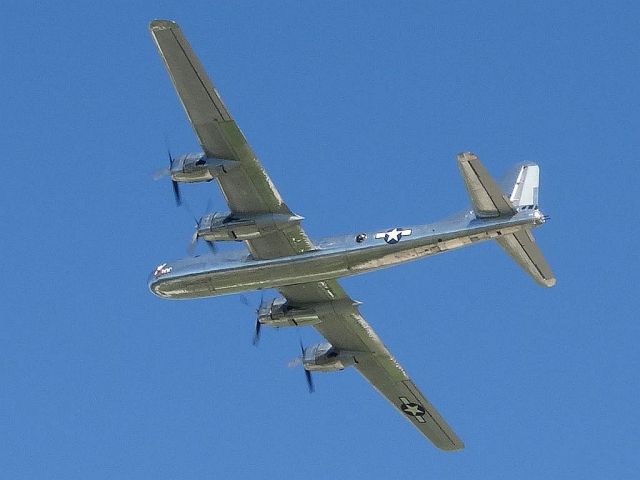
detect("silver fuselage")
[149,209,542,300]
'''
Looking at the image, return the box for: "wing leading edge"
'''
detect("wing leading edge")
[149,19,314,260]
[280,281,464,451]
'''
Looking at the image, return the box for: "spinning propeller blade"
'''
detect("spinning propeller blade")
[152,167,170,181]
[304,370,315,394]
[187,208,217,256]
[172,180,182,206]
[187,227,199,256]
[168,148,182,206]
[239,294,267,347]
[299,340,314,393]
[154,147,182,206]
[252,294,266,346]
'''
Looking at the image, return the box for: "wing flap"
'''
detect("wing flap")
[280,280,464,450]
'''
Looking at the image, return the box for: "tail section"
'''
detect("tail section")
[457,152,556,287]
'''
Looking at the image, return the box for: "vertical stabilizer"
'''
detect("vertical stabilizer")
[501,163,540,207]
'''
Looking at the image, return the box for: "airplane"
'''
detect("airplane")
[147,19,556,451]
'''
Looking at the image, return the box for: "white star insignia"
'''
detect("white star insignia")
[386,228,402,242]
[403,404,425,416]
[399,397,426,421]
[375,227,412,244]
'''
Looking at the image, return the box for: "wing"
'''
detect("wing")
[149,20,314,259]
[279,281,464,450]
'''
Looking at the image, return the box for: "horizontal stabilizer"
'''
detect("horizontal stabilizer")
[497,229,556,287]
[457,152,516,218]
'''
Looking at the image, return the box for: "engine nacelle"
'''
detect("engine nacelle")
[302,342,356,372]
[171,152,239,183]
[258,297,320,327]
[196,212,304,242]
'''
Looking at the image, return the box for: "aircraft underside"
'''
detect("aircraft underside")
[147,19,555,450]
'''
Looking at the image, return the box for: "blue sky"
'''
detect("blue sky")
[2,1,639,478]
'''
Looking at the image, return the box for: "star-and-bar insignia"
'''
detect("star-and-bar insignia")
[375,227,412,244]
[399,397,427,423]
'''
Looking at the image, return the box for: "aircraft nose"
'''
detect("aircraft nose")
[147,270,158,288]
[148,263,173,295]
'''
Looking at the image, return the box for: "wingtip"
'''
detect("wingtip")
[456,151,477,163]
[149,19,179,31]
[449,443,465,451]
[436,438,465,451]
[534,275,556,287]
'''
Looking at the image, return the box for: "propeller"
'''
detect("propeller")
[187,216,216,256]
[168,149,182,206]
[300,340,315,393]
[172,178,182,206]
[153,148,181,206]
[251,294,267,346]
[288,340,314,393]
[239,294,268,346]
[187,199,217,255]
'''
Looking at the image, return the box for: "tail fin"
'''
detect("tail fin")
[499,162,540,208]
[457,152,556,287]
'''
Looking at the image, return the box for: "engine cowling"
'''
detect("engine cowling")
[302,342,355,372]
[258,297,320,327]
[196,212,304,242]
[171,152,239,183]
